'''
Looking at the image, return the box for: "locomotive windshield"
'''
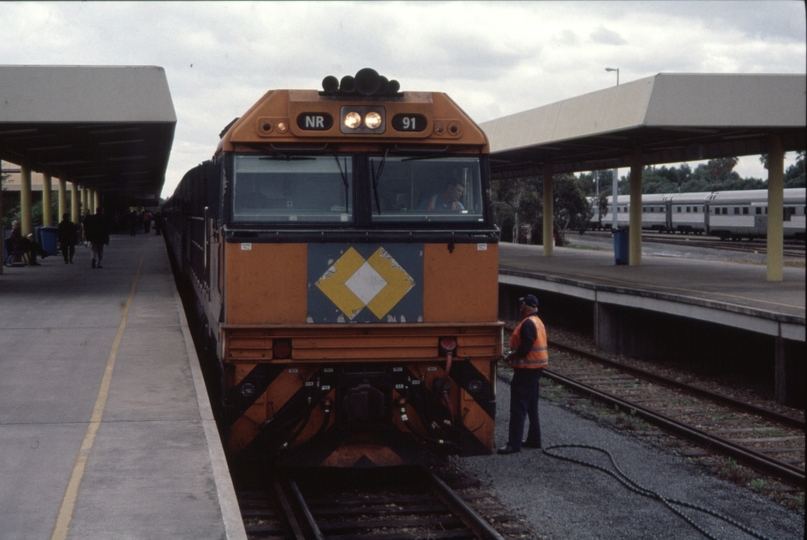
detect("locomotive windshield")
[370,156,484,223]
[230,153,486,226]
[232,154,353,223]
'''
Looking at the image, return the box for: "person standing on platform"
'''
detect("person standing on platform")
[498,294,548,455]
[84,206,110,269]
[142,209,152,234]
[57,213,79,264]
[8,220,49,266]
[128,210,139,236]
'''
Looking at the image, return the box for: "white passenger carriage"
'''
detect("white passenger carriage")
[598,188,805,239]
[668,192,712,234]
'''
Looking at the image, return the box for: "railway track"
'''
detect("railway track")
[585,230,805,258]
[641,236,805,258]
[525,334,805,488]
[239,465,534,539]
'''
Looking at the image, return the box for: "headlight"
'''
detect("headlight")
[364,111,382,129]
[340,106,386,134]
[344,112,362,130]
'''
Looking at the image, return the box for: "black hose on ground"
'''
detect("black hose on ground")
[542,444,773,540]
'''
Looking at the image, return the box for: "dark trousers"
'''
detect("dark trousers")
[60,243,75,263]
[508,368,543,449]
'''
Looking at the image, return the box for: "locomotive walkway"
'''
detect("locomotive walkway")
[0,234,246,540]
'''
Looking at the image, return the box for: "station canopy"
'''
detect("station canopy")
[0,65,176,205]
[481,73,806,179]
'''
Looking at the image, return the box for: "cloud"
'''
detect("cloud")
[0,1,803,198]
[590,26,628,46]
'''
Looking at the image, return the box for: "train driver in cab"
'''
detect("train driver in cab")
[235,177,271,210]
[417,180,465,211]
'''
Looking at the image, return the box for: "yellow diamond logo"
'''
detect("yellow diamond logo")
[315,247,414,320]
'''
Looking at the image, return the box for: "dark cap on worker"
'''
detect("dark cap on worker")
[519,294,539,308]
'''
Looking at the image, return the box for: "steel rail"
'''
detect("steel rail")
[541,369,805,487]
[288,480,324,540]
[548,340,805,430]
[273,481,307,540]
[421,466,506,540]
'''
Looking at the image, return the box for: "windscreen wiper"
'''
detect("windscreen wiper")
[370,147,388,215]
[331,151,350,214]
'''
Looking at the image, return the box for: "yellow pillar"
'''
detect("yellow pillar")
[21,164,33,236]
[71,182,80,223]
[767,135,784,282]
[0,159,3,276]
[543,164,554,257]
[629,150,643,266]
[59,178,67,222]
[81,186,88,217]
[42,173,53,226]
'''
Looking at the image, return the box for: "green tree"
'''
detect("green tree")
[492,174,591,245]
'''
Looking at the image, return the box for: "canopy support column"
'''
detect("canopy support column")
[42,173,53,226]
[71,182,80,223]
[629,150,643,266]
[543,164,553,257]
[59,178,68,222]
[20,164,33,236]
[766,134,785,282]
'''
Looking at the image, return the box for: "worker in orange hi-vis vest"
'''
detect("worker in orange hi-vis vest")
[498,294,548,455]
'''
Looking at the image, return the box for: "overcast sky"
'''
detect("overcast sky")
[3,1,805,198]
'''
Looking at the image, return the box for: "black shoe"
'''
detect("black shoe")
[92,260,96,268]
[29,261,41,266]
[523,441,542,449]
[497,444,520,455]
[41,253,50,259]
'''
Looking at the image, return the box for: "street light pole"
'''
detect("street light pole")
[605,67,620,230]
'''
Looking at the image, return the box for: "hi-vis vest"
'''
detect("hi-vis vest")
[509,315,548,369]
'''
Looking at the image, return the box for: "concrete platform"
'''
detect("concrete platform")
[0,234,246,540]
[499,242,805,341]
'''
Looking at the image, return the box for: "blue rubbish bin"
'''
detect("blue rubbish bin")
[38,226,59,256]
[613,228,629,265]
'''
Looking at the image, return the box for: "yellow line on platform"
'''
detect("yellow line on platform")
[50,239,149,540]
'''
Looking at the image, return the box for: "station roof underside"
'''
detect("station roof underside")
[481,73,807,179]
[0,65,176,205]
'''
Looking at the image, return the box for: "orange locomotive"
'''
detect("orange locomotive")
[163,69,502,468]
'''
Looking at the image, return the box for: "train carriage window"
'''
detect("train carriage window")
[734,207,740,215]
[369,155,484,223]
[742,207,749,215]
[755,207,762,215]
[231,155,352,223]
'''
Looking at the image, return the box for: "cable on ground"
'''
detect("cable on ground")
[543,443,774,540]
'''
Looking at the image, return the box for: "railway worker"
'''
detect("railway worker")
[57,213,79,264]
[8,220,50,266]
[498,294,548,455]
[84,206,110,269]
[416,180,465,211]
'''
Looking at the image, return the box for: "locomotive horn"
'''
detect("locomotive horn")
[355,68,382,96]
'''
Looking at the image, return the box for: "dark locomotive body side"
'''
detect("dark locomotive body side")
[163,72,502,469]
